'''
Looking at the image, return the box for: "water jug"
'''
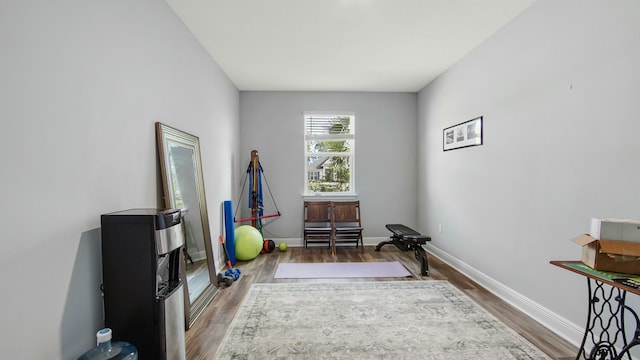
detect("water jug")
[77,328,138,360]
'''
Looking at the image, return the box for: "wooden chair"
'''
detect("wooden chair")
[303,201,333,249]
[331,201,364,255]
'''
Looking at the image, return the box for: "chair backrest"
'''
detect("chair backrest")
[331,201,361,226]
[304,201,331,224]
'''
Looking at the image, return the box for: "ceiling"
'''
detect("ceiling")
[166,0,536,92]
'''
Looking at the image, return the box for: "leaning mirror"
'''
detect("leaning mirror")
[156,122,217,329]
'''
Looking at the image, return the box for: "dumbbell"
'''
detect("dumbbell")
[225,268,241,280]
[217,273,234,287]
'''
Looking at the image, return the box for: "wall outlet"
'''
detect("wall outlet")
[438,224,443,233]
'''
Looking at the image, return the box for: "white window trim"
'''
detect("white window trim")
[303,111,356,197]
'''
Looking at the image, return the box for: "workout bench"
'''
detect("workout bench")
[375,224,431,276]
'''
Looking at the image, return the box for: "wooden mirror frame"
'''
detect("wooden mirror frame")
[156,122,217,329]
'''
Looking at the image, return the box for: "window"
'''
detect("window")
[304,112,355,194]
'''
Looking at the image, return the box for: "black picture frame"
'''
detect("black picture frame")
[443,116,483,151]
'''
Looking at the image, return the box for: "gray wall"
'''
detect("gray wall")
[418,0,640,344]
[239,92,418,242]
[0,0,239,359]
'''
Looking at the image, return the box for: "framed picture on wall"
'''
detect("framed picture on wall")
[443,116,483,151]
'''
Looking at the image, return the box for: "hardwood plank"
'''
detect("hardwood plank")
[185,246,577,359]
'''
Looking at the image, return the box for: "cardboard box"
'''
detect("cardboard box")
[572,234,640,275]
[590,218,640,243]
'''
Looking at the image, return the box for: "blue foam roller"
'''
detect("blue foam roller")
[223,200,236,265]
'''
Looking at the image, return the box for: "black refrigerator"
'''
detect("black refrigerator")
[101,208,186,360]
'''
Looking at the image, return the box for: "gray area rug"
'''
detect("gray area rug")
[216,281,551,359]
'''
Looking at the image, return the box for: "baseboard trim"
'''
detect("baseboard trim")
[426,244,584,348]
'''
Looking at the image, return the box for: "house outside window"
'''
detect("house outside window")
[304,112,355,195]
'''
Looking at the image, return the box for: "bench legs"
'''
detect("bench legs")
[375,236,429,276]
[413,245,428,276]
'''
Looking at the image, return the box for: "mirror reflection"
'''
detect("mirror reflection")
[167,145,210,303]
[156,122,217,328]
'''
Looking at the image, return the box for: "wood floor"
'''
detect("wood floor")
[185,245,578,360]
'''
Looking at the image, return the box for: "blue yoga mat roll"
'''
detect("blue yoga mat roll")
[223,200,236,265]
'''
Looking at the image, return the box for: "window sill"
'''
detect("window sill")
[302,193,358,201]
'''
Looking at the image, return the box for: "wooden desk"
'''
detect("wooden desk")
[550,261,640,360]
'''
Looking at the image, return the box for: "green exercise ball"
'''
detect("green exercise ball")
[234,225,263,261]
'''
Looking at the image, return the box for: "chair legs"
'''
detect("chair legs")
[331,236,336,256]
[304,232,332,250]
[331,232,363,255]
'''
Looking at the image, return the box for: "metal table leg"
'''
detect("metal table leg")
[577,278,634,360]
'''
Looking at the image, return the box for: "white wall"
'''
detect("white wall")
[418,0,640,344]
[0,0,239,359]
[239,92,418,242]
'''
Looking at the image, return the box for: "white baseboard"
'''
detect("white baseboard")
[426,244,584,348]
